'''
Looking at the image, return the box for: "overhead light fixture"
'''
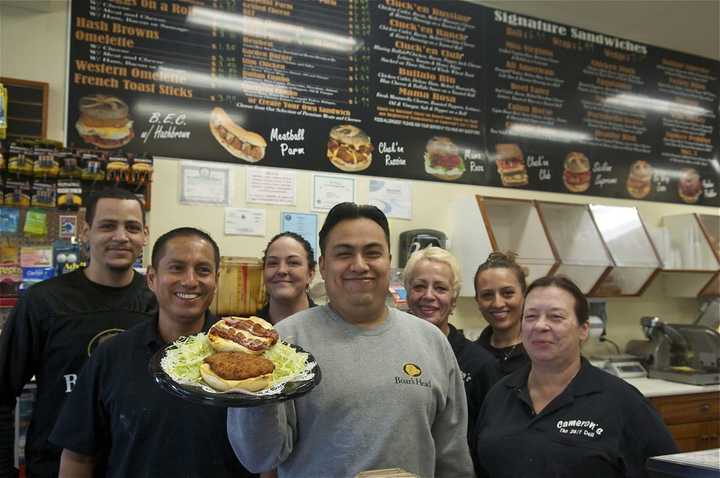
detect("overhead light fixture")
[507,123,591,142]
[187,6,360,53]
[605,94,709,117]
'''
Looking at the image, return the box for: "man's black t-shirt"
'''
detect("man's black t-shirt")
[50,314,255,478]
[0,270,156,477]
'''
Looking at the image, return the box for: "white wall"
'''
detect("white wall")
[0,1,69,142]
[2,0,718,348]
[151,157,717,347]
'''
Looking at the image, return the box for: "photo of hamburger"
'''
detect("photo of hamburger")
[208,316,279,355]
[75,95,134,149]
[424,136,464,181]
[562,152,591,193]
[209,107,267,163]
[495,143,528,187]
[626,160,653,199]
[326,124,373,172]
[200,351,275,392]
[678,168,702,203]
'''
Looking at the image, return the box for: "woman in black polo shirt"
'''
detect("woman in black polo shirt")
[473,251,529,373]
[255,232,316,325]
[474,275,677,478]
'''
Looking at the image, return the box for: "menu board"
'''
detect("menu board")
[66,0,719,206]
[485,8,719,206]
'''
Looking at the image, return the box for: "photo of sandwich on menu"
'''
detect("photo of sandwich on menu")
[75,95,134,149]
[326,125,373,172]
[209,107,267,163]
[678,168,702,203]
[562,152,591,193]
[626,160,653,199]
[495,143,528,187]
[424,136,464,181]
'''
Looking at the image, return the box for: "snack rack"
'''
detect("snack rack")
[0,138,154,329]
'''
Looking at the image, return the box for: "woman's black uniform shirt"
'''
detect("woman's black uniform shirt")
[447,324,494,436]
[475,358,677,478]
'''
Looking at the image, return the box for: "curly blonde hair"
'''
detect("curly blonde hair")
[403,247,462,299]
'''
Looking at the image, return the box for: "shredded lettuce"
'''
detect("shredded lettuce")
[264,341,309,384]
[161,333,309,388]
[160,333,214,385]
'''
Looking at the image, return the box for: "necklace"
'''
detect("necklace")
[501,343,518,362]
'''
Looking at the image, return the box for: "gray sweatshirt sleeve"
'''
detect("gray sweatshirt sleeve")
[226,401,297,473]
[433,344,474,477]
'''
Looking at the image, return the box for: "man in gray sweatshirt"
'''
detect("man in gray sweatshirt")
[227,202,473,478]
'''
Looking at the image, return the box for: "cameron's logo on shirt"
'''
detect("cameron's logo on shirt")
[395,363,431,388]
[556,419,604,438]
[86,328,125,357]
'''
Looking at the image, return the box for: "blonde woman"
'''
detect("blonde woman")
[404,246,493,436]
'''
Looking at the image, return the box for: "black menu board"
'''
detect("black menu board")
[66,0,719,206]
[485,8,719,206]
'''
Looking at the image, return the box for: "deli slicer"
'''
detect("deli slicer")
[626,317,720,386]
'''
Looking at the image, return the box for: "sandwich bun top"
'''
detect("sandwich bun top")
[210,107,267,148]
[629,160,652,180]
[208,316,278,354]
[564,152,590,173]
[329,124,371,148]
[495,143,523,161]
[680,167,700,185]
[79,95,130,121]
[426,136,459,156]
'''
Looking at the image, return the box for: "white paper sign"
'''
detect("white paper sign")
[312,175,355,211]
[246,167,297,205]
[368,179,412,220]
[179,161,232,205]
[224,208,266,236]
[282,212,318,257]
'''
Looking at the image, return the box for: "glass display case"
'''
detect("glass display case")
[697,214,720,298]
[476,197,557,285]
[536,202,613,294]
[588,204,661,296]
[648,214,720,297]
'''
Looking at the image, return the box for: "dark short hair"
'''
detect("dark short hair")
[86,187,145,225]
[524,275,589,325]
[263,231,316,270]
[151,227,220,270]
[318,202,390,255]
[474,251,527,297]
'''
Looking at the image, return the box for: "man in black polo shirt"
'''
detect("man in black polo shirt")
[49,227,254,478]
[0,188,156,478]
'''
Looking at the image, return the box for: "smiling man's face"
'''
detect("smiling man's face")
[147,235,218,326]
[84,198,147,273]
[319,218,391,325]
